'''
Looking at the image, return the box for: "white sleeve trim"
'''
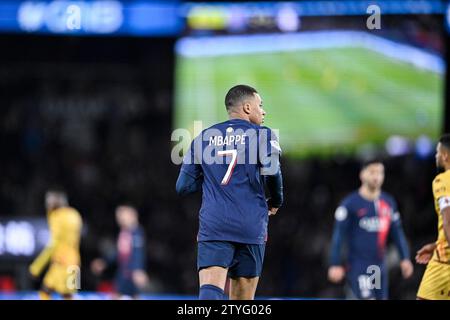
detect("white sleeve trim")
[438,196,450,212]
[270,140,282,153]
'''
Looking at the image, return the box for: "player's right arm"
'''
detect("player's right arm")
[91,250,117,275]
[176,137,203,196]
[328,204,351,283]
[415,243,437,264]
[29,212,61,277]
[176,171,203,196]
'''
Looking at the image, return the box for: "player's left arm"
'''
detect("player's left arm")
[389,201,413,278]
[390,212,411,261]
[130,228,145,271]
[434,176,450,245]
[130,228,149,288]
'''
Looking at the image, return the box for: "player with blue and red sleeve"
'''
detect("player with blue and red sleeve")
[176,85,283,300]
[91,205,149,299]
[115,212,146,298]
[328,159,413,299]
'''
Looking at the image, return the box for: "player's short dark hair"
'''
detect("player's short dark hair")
[46,188,67,199]
[116,203,138,214]
[360,158,384,171]
[225,85,258,111]
[439,133,450,150]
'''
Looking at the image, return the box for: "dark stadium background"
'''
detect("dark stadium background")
[0,0,449,299]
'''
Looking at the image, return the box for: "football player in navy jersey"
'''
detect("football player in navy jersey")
[176,85,283,300]
[328,159,414,299]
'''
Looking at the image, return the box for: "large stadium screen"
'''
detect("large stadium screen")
[174,1,445,158]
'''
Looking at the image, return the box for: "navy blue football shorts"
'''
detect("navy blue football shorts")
[197,241,266,278]
[115,274,139,297]
[347,262,388,300]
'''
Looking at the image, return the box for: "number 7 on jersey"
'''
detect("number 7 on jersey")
[218,149,238,185]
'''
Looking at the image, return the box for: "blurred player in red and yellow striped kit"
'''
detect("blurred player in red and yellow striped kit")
[29,190,82,300]
[416,134,450,300]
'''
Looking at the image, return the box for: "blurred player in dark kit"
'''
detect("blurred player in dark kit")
[91,205,149,299]
[328,160,413,299]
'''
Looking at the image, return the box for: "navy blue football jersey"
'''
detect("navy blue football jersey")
[180,118,281,244]
[330,191,410,265]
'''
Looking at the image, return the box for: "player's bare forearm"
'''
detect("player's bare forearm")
[415,242,437,264]
[442,207,450,245]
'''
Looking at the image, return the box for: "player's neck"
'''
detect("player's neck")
[47,205,63,213]
[228,112,250,122]
[122,223,138,231]
[358,186,381,201]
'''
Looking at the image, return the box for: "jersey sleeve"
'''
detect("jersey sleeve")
[329,201,351,266]
[130,228,146,271]
[265,169,284,208]
[259,127,281,176]
[180,136,203,179]
[389,199,410,260]
[176,136,203,195]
